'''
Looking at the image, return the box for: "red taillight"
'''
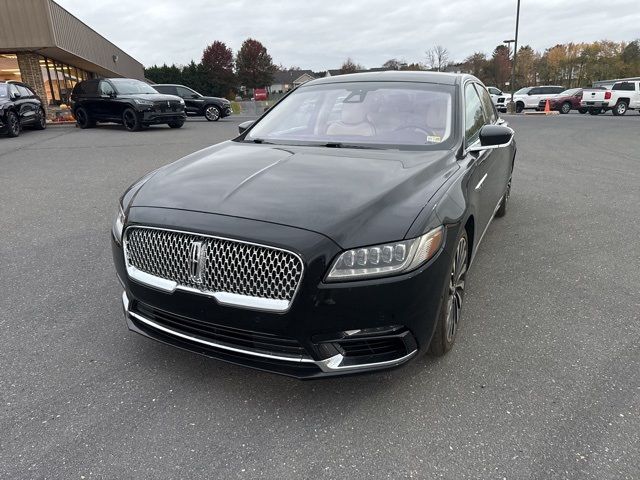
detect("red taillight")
[605,91,612,100]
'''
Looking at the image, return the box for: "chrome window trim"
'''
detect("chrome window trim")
[122,225,305,314]
[122,291,417,373]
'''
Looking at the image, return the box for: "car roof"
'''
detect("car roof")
[305,71,473,87]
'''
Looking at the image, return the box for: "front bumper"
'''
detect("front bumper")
[141,110,187,124]
[112,210,454,378]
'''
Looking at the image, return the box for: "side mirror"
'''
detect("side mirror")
[191,94,199,99]
[238,120,254,134]
[12,92,21,100]
[469,124,514,152]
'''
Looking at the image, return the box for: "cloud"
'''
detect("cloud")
[56,0,640,69]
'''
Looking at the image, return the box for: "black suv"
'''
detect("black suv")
[0,81,47,138]
[70,78,187,132]
[153,84,232,121]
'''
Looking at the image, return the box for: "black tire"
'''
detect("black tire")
[429,230,469,357]
[495,177,511,218]
[33,107,47,130]
[515,102,524,113]
[589,108,601,115]
[578,108,588,114]
[5,110,20,137]
[612,101,627,116]
[168,119,185,128]
[75,107,95,129]
[122,108,142,131]
[204,105,221,121]
[560,102,571,114]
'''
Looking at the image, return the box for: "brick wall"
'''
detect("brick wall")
[16,52,49,117]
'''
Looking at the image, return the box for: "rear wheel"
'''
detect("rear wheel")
[578,108,588,114]
[429,231,468,356]
[560,102,571,114]
[75,107,95,129]
[589,108,602,115]
[33,107,47,130]
[122,108,142,131]
[515,102,524,113]
[168,119,185,128]
[612,101,627,116]
[5,111,20,137]
[204,105,220,121]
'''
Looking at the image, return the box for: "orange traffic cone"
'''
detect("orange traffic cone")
[544,99,551,114]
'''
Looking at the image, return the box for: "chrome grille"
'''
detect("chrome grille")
[124,227,303,303]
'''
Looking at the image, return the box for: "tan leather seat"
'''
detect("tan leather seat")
[326,102,375,136]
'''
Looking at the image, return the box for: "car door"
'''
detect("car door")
[176,86,204,114]
[463,82,501,237]
[632,82,640,109]
[98,80,118,120]
[15,84,36,125]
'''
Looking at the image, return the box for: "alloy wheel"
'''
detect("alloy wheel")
[76,109,87,127]
[445,236,468,343]
[123,110,137,130]
[205,106,220,121]
[561,102,571,114]
[616,103,627,115]
[9,112,20,136]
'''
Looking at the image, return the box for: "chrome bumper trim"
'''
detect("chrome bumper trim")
[121,291,417,373]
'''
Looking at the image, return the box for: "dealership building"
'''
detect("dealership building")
[0,0,144,120]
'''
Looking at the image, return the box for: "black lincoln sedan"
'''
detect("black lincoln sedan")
[112,72,516,378]
[71,78,186,131]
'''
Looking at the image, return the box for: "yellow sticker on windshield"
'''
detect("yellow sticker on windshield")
[427,135,442,143]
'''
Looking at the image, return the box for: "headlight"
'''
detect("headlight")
[112,205,126,245]
[326,226,444,281]
[133,99,154,106]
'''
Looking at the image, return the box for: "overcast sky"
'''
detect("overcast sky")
[56,0,639,70]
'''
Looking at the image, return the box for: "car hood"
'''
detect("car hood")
[130,142,458,248]
[202,96,230,104]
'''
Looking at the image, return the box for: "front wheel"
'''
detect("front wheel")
[612,101,627,116]
[33,107,47,130]
[122,108,142,131]
[168,119,185,128]
[429,231,469,356]
[560,102,571,114]
[578,108,588,114]
[204,105,220,121]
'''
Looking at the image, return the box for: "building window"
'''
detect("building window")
[0,54,21,82]
[37,55,92,121]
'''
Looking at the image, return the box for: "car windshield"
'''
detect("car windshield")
[560,88,580,96]
[246,82,455,149]
[111,79,158,95]
[0,84,8,97]
[514,87,531,95]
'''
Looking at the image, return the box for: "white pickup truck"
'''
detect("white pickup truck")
[581,80,640,116]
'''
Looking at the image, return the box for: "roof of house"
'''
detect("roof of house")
[272,69,315,85]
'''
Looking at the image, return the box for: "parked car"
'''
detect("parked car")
[512,85,565,113]
[112,71,516,378]
[537,87,585,114]
[70,78,186,131]
[0,81,46,137]
[581,80,640,116]
[253,88,268,101]
[153,84,232,121]
[487,86,509,111]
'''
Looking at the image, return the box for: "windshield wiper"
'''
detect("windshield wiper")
[322,142,381,150]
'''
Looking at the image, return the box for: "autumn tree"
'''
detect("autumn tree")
[426,45,449,71]
[462,52,488,80]
[488,45,511,88]
[201,40,235,97]
[340,58,363,74]
[235,38,277,89]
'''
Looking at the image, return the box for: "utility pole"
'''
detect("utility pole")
[507,0,521,114]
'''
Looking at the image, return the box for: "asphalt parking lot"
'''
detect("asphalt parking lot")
[1,114,638,479]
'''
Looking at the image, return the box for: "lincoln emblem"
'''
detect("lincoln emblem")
[188,241,206,283]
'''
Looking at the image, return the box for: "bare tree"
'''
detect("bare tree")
[340,58,364,74]
[426,45,450,72]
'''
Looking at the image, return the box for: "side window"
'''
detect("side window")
[83,81,99,95]
[464,83,486,145]
[529,87,541,95]
[488,87,500,96]
[176,86,195,98]
[8,84,19,98]
[612,82,634,91]
[99,81,115,96]
[17,85,31,97]
[475,84,497,124]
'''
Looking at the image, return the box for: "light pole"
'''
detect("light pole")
[503,38,515,91]
[506,0,521,114]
